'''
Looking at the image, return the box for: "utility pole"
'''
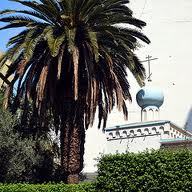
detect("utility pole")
[141,55,158,82]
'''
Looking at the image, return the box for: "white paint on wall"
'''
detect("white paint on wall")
[84,0,192,172]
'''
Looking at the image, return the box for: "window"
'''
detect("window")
[143,109,147,121]
[155,109,159,120]
[159,126,164,134]
[144,128,149,135]
[108,133,113,139]
[122,131,127,137]
[149,109,154,121]
[137,129,142,136]
[152,127,157,134]
[116,131,120,138]
[130,130,134,136]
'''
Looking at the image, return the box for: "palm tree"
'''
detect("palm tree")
[0,0,150,183]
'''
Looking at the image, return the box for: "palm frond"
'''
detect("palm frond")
[88,31,99,62]
[10,0,59,24]
[0,9,52,24]
[45,27,65,57]
[23,28,45,61]
[7,29,30,47]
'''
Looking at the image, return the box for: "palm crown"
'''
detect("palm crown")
[0,0,150,130]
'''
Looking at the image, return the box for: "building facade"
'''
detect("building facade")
[104,85,192,154]
[84,84,192,173]
[0,52,11,87]
[105,120,192,154]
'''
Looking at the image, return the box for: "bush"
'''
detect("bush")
[0,183,96,192]
[0,108,58,183]
[96,150,192,192]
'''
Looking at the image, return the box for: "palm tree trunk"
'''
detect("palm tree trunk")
[60,121,85,184]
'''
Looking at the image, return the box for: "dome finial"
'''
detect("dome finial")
[137,55,163,122]
[141,55,158,83]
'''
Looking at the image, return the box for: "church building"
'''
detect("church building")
[105,85,192,154]
[84,82,192,173]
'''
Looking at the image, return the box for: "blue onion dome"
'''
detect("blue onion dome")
[136,86,164,109]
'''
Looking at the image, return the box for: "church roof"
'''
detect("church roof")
[105,120,171,131]
[160,138,192,143]
[105,120,192,138]
[160,138,192,149]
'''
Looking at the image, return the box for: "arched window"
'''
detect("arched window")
[144,128,149,135]
[149,108,154,121]
[143,109,147,121]
[159,126,164,134]
[152,127,157,134]
[116,131,120,138]
[130,130,135,137]
[122,131,128,137]
[137,129,142,136]
[154,109,159,120]
[108,132,113,139]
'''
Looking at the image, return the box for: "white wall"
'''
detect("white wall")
[106,135,161,154]
[129,0,192,127]
[84,0,192,172]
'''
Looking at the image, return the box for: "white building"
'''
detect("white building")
[84,0,192,172]
[84,85,192,173]
[105,84,192,154]
[105,120,192,154]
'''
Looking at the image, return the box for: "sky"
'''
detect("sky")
[0,0,26,51]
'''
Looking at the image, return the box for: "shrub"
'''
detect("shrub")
[96,150,192,192]
[0,108,58,183]
[0,183,96,192]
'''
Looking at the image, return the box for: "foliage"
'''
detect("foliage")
[0,106,59,183]
[0,183,96,192]
[0,91,4,106]
[96,150,192,192]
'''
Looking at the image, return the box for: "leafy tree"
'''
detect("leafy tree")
[0,90,60,183]
[0,104,58,183]
[0,0,150,183]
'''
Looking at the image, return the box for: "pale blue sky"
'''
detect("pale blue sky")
[0,0,25,51]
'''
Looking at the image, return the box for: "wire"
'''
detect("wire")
[139,0,147,19]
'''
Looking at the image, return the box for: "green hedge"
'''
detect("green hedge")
[0,183,96,192]
[96,150,192,192]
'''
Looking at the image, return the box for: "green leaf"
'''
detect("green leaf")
[23,29,44,61]
[45,27,65,57]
